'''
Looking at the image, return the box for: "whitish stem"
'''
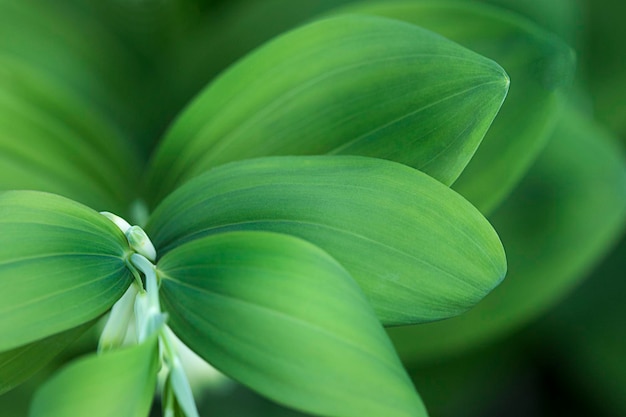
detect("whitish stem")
[131,253,166,343]
[100,211,131,234]
[98,282,140,352]
[100,211,200,417]
[161,326,200,417]
[131,254,160,310]
[163,382,176,417]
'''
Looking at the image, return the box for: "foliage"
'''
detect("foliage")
[0,0,624,416]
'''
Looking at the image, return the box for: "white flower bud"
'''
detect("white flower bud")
[126,226,157,262]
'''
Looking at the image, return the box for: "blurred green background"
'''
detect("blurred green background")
[0,0,624,416]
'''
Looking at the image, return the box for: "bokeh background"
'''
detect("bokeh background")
[0,1,624,416]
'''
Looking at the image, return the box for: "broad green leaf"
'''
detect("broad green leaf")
[0,56,142,180]
[74,0,212,152]
[387,107,626,363]
[148,156,506,326]
[29,335,159,417]
[0,57,142,214]
[0,191,133,352]
[146,14,509,203]
[0,321,93,395]
[158,231,426,417]
[0,0,142,133]
[338,1,576,214]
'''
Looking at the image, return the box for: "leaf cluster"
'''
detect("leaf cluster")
[0,1,624,417]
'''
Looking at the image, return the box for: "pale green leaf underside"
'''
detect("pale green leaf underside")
[388,107,626,363]
[339,0,575,214]
[147,14,509,204]
[0,322,93,395]
[148,156,506,326]
[29,336,159,417]
[0,191,132,352]
[159,231,426,417]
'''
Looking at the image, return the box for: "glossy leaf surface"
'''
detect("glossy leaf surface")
[0,322,93,395]
[0,191,132,352]
[340,1,575,213]
[29,336,159,417]
[388,108,626,363]
[158,231,426,417]
[147,14,509,203]
[148,156,506,325]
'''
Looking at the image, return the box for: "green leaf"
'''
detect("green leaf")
[0,57,142,214]
[338,1,575,214]
[0,321,94,395]
[0,0,142,133]
[387,106,626,363]
[158,231,426,417]
[148,156,506,326]
[0,191,133,352]
[146,14,509,203]
[29,336,159,417]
